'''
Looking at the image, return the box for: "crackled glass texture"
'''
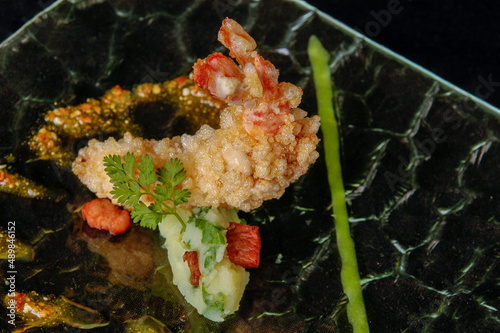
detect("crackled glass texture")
[1,0,499,332]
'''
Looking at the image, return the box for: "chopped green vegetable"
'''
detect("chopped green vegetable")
[204,247,218,270]
[308,35,370,333]
[103,153,191,231]
[203,246,219,271]
[202,283,225,313]
[191,217,226,245]
[186,210,227,272]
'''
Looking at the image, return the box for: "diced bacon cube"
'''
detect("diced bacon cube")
[226,222,261,268]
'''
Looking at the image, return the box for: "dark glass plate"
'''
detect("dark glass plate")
[1,0,499,332]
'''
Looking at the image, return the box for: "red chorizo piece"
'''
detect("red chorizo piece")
[225,222,261,268]
[82,198,132,235]
[183,251,201,286]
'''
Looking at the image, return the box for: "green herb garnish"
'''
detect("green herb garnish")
[187,210,227,272]
[202,283,225,312]
[308,35,370,333]
[203,247,218,270]
[191,217,226,245]
[103,153,191,231]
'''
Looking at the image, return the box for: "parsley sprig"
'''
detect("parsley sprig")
[103,153,191,231]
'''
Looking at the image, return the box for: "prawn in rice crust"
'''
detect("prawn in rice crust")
[72,18,321,212]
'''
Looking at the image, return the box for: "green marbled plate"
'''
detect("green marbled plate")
[1,0,499,332]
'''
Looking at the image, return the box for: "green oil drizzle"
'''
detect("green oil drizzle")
[308,35,370,333]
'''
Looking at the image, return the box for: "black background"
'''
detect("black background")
[307,0,500,109]
[1,0,499,108]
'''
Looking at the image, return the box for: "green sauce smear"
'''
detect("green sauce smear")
[308,35,370,333]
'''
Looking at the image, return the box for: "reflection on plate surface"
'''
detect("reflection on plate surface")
[1,0,499,332]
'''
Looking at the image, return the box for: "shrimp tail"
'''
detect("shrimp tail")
[193,18,302,136]
[218,17,257,65]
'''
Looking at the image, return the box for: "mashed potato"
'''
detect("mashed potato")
[158,207,249,321]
